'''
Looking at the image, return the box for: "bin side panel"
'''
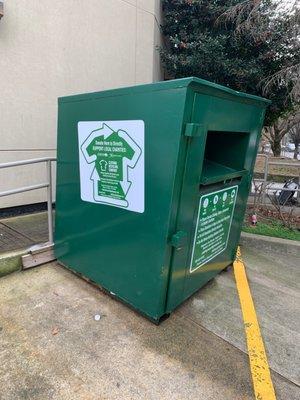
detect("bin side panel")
[55,88,187,321]
[167,92,266,312]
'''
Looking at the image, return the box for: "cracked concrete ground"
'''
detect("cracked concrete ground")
[0,246,299,399]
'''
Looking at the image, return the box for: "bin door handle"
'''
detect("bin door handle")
[170,231,188,249]
[184,123,206,137]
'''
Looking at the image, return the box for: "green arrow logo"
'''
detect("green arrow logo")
[81,123,141,208]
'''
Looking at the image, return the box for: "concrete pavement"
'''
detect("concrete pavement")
[0,212,49,253]
[178,246,300,386]
[0,245,299,399]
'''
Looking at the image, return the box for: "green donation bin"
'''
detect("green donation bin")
[55,77,269,322]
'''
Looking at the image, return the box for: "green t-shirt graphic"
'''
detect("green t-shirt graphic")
[82,125,139,202]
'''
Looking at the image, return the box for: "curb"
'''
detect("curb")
[240,232,300,257]
[0,249,27,278]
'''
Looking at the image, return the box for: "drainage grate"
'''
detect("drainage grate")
[0,223,33,252]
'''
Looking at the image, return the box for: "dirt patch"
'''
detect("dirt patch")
[243,205,300,241]
[254,156,300,178]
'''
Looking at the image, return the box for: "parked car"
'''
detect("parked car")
[286,142,296,151]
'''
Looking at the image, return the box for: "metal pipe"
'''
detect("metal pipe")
[262,155,269,205]
[0,183,49,197]
[46,160,54,243]
[266,187,300,192]
[268,162,300,167]
[0,157,56,169]
[0,157,57,247]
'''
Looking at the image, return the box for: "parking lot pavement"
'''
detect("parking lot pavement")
[0,251,299,399]
[177,246,300,386]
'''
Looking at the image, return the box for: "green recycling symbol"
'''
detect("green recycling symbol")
[81,123,142,207]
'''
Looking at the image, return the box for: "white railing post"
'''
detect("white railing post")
[46,160,54,244]
[262,155,269,205]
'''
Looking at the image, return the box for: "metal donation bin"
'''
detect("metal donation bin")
[55,77,269,322]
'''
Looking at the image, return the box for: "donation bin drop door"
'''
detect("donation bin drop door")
[166,123,250,312]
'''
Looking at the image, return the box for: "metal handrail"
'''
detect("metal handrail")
[0,157,56,243]
[0,157,56,169]
[0,183,49,197]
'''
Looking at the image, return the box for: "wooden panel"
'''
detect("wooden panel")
[22,243,56,269]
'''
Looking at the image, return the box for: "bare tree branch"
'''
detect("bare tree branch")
[218,1,300,103]
[261,62,300,103]
[264,109,300,155]
[216,0,265,38]
[289,121,300,158]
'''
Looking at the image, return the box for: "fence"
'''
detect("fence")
[252,154,300,206]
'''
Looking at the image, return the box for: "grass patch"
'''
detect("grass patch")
[243,219,300,241]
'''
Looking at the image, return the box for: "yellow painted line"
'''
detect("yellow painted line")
[233,247,276,400]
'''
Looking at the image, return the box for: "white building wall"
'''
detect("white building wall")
[0,0,162,208]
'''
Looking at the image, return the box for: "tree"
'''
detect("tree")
[160,0,300,154]
[218,0,300,156]
[289,121,300,159]
[263,111,300,156]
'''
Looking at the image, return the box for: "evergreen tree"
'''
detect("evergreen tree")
[160,0,299,143]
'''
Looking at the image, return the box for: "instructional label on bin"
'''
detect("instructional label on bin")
[78,120,144,213]
[190,186,238,273]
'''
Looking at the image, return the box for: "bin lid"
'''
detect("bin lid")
[58,77,271,108]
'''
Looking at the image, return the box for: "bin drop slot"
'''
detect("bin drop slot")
[200,159,246,185]
[200,130,250,185]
